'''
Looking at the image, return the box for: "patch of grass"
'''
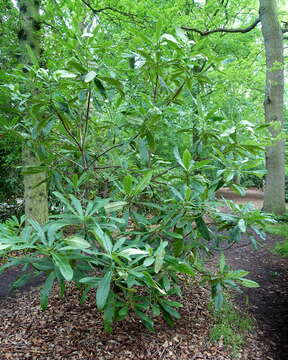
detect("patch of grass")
[209,299,253,358]
[264,223,288,258]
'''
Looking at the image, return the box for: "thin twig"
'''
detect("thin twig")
[82,89,91,147]
[152,166,178,180]
[181,18,261,36]
[80,0,144,24]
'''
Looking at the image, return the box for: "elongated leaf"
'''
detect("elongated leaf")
[160,303,181,319]
[69,195,84,218]
[154,241,168,273]
[132,171,152,196]
[96,270,113,310]
[239,279,259,288]
[195,216,210,241]
[53,192,76,214]
[84,71,97,82]
[142,272,166,294]
[91,224,113,254]
[134,309,154,331]
[79,277,101,285]
[65,236,91,249]
[40,271,56,310]
[219,253,226,273]
[173,147,185,168]
[54,70,77,79]
[182,149,192,171]
[119,248,149,257]
[123,175,133,195]
[52,253,73,281]
[103,292,116,333]
[104,201,127,213]
[238,219,246,233]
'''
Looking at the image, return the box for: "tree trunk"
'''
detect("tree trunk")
[260,0,286,215]
[18,0,49,224]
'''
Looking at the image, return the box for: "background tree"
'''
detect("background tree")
[18,0,48,224]
[260,0,286,214]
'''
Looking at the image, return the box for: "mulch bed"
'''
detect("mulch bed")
[0,279,270,360]
[0,188,287,359]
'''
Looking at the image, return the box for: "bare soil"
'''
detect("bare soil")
[0,189,287,359]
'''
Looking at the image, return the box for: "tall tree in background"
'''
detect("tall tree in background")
[18,0,48,224]
[182,0,286,214]
[260,0,286,214]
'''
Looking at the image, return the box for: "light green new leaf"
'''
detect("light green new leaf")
[123,175,134,195]
[154,241,168,273]
[54,70,77,79]
[239,279,259,288]
[238,219,246,233]
[104,201,127,213]
[173,147,185,168]
[65,236,91,249]
[84,71,97,83]
[52,253,73,281]
[182,149,192,171]
[118,248,149,258]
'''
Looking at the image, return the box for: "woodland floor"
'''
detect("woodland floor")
[0,189,287,360]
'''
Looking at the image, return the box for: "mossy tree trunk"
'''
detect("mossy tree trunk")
[260,0,286,215]
[18,0,48,224]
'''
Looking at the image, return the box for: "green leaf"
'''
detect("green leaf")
[154,241,168,274]
[104,201,127,213]
[96,270,113,310]
[230,184,246,196]
[143,256,155,267]
[79,277,100,285]
[182,149,192,171]
[64,235,91,249]
[118,248,149,257]
[51,254,73,281]
[239,279,259,288]
[161,33,179,46]
[195,216,210,241]
[160,303,181,319]
[173,147,185,168]
[40,271,56,310]
[167,259,195,276]
[214,292,224,310]
[84,71,97,83]
[123,175,133,195]
[103,292,116,333]
[91,224,113,254]
[238,219,246,233]
[227,270,249,279]
[142,271,166,294]
[54,70,77,79]
[69,195,84,217]
[134,309,154,331]
[219,253,226,273]
[132,171,152,196]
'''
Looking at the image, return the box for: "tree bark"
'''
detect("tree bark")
[18,0,49,224]
[260,0,286,215]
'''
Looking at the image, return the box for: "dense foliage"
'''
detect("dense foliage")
[0,0,287,332]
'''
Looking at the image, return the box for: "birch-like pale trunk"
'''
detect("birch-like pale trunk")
[18,0,48,224]
[260,0,286,215]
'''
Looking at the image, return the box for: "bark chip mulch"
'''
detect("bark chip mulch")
[0,188,287,359]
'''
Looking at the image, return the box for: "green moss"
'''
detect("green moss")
[209,299,253,358]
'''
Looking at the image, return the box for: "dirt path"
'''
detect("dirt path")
[216,188,288,359]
